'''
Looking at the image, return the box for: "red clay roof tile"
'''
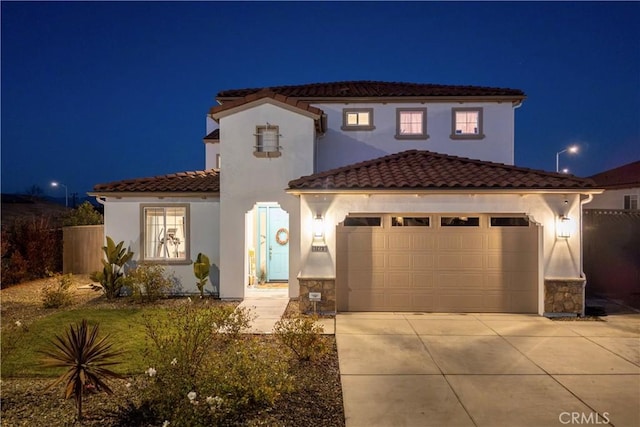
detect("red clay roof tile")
[93,170,220,193]
[217,80,525,100]
[288,150,596,191]
[589,160,640,189]
[209,89,323,117]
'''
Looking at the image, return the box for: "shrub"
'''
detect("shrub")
[1,216,62,287]
[138,302,293,426]
[192,252,210,298]
[1,319,29,360]
[274,314,328,361]
[63,201,103,226]
[1,250,29,287]
[40,319,124,422]
[41,273,74,308]
[127,264,174,303]
[90,236,134,299]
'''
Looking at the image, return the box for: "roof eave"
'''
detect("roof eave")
[286,187,603,196]
[88,191,220,198]
[217,95,526,106]
[209,97,322,121]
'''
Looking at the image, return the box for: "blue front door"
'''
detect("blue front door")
[267,206,289,281]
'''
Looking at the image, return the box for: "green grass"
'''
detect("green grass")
[1,307,168,378]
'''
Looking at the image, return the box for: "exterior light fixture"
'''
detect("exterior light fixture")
[557,215,572,238]
[556,145,579,173]
[313,214,324,238]
[51,181,68,207]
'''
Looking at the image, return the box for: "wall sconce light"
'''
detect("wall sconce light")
[313,214,324,238]
[557,215,572,238]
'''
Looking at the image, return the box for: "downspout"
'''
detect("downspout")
[579,193,594,316]
[512,100,524,165]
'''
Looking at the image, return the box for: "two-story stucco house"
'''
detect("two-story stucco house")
[91,80,601,316]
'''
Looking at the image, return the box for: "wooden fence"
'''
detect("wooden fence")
[583,209,640,309]
[63,225,104,274]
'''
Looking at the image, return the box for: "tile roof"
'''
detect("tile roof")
[217,80,525,100]
[288,150,596,191]
[209,89,324,117]
[92,170,220,194]
[589,160,640,189]
[204,129,219,140]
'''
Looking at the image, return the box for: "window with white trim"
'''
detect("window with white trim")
[451,108,484,139]
[142,205,188,261]
[624,195,638,210]
[254,124,281,157]
[341,108,375,131]
[396,108,428,140]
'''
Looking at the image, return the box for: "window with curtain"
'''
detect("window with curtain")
[142,206,188,261]
[396,108,427,139]
[451,108,484,139]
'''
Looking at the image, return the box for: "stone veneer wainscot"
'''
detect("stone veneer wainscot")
[298,278,336,314]
[544,278,586,316]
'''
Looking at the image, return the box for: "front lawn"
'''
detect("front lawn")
[1,278,344,426]
[2,307,160,377]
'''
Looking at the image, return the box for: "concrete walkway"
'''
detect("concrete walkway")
[237,287,289,333]
[336,312,640,427]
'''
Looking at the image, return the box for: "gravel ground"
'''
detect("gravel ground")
[1,278,345,426]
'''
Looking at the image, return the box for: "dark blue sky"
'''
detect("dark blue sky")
[2,1,639,197]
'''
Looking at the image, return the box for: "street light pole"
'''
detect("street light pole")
[556,145,579,173]
[51,182,68,207]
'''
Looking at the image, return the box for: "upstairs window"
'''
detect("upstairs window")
[451,108,484,139]
[254,124,281,158]
[624,195,638,210]
[342,108,375,131]
[396,108,428,140]
[142,205,189,262]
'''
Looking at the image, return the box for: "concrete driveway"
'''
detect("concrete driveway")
[336,312,640,427]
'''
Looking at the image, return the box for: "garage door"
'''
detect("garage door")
[336,214,539,313]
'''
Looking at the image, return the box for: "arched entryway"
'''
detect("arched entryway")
[246,202,289,287]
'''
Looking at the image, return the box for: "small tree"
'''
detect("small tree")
[90,236,134,299]
[40,319,123,422]
[193,252,210,298]
[63,201,103,226]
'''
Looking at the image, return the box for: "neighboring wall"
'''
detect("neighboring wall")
[588,187,640,209]
[102,196,220,294]
[313,102,516,172]
[583,209,640,309]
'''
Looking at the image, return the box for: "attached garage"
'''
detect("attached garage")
[336,214,539,313]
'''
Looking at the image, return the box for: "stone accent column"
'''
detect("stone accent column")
[298,277,336,314]
[544,278,586,317]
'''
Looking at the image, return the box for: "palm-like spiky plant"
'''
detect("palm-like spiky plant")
[40,319,124,421]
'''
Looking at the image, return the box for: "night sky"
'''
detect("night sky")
[2,1,639,198]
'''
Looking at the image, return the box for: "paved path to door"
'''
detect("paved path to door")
[237,287,289,333]
[336,312,640,427]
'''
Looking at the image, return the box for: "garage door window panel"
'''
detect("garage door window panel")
[392,216,430,227]
[441,216,480,227]
[490,217,530,227]
[343,216,382,227]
